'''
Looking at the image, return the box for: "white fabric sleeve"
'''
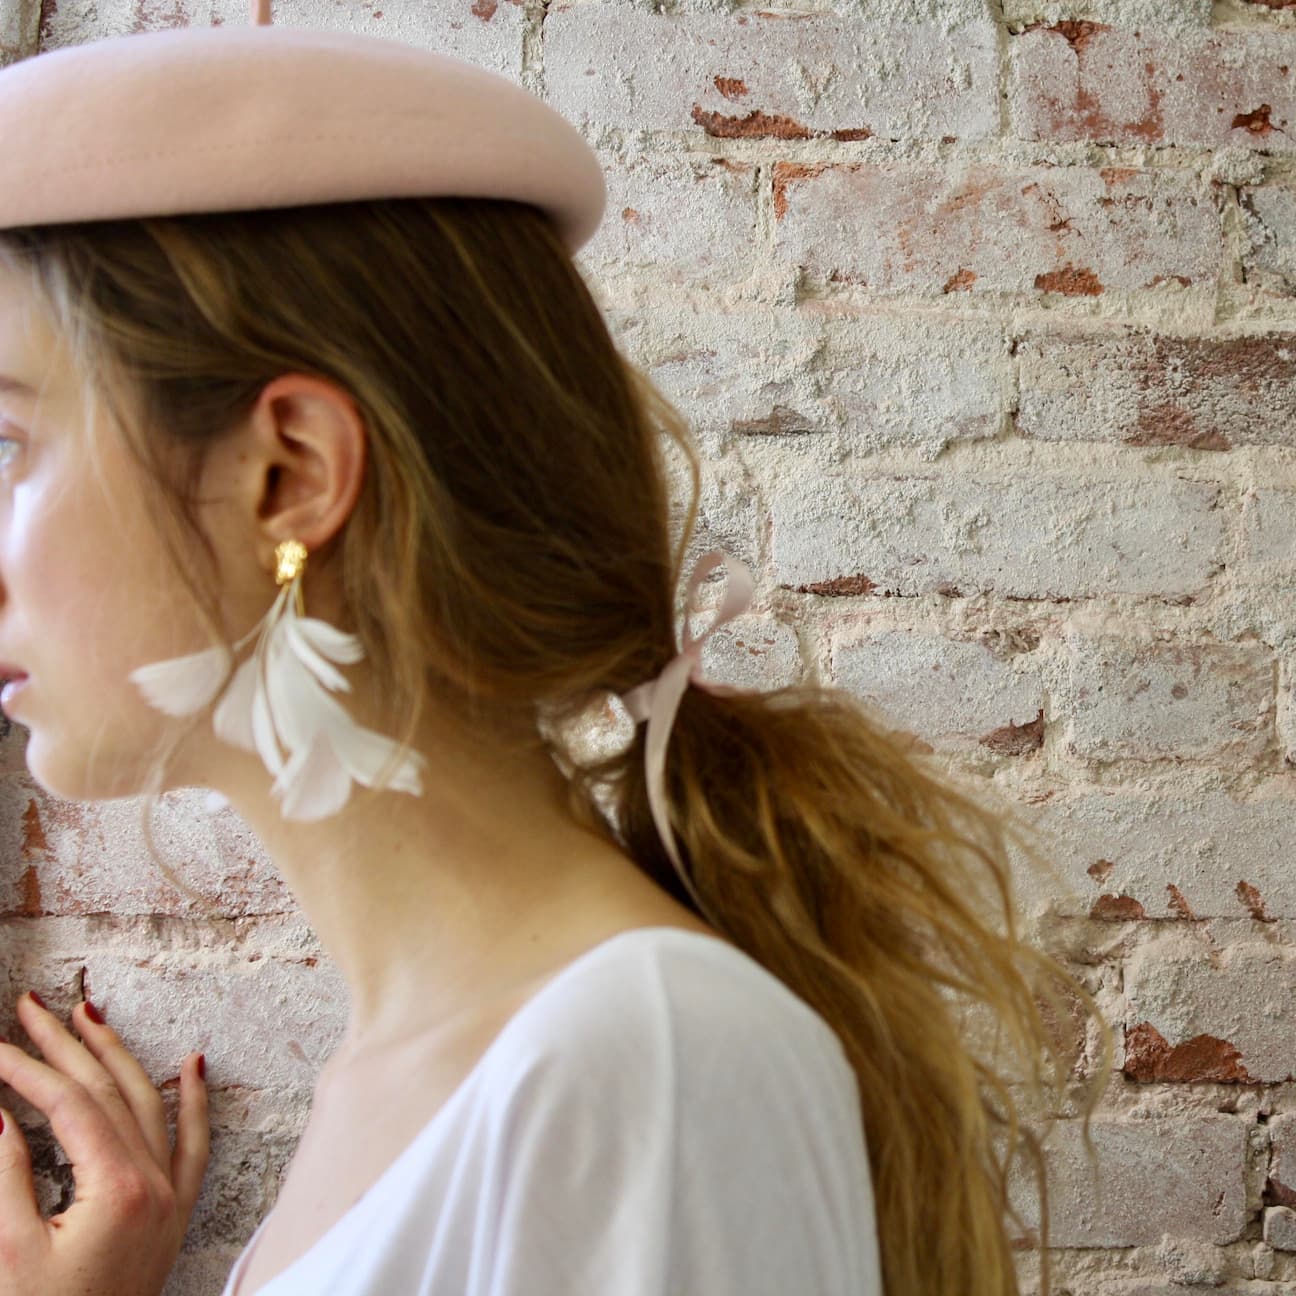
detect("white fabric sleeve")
[468,954,880,1296]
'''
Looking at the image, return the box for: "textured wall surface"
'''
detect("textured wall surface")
[2,0,1296,1292]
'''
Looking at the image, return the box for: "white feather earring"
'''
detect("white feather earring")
[129,538,427,821]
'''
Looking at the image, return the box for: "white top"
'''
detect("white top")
[220,926,883,1296]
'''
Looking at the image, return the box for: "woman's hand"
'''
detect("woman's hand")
[0,992,210,1296]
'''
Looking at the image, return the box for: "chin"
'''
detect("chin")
[24,742,158,805]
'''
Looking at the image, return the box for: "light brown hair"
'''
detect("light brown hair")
[0,196,1113,1296]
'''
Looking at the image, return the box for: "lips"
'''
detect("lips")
[0,665,26,683]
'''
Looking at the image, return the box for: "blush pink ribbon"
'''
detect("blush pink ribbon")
[619,549,755,922]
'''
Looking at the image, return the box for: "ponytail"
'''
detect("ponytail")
[560,370,1115,1296]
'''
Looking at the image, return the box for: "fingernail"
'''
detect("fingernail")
[28,991,45,1010]
[197,1053,206,1081]
[83,1000,105,1025]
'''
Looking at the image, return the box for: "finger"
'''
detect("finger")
[15,995,159,1170]
[72,1001,170,1172]
[171,1053,209,1223]
[0,1039,137,1201]
[0,1105,45,1253]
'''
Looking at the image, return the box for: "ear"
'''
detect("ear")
[241,372,367,568]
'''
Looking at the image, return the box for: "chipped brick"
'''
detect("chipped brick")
[690,105,811,140]
[980,709,1044,755]
[1237,879,1277,923]
[1234,104,1278,135]
[1167,884,1202,921]
[1087,859,1116,883]
[713,75,748,100]
[1124,1022,1256,1084]
[1035,264,1104,296]
[22,798,47,856]
[547,11,997,143]
[1091,893,1147,920]
[792,573,877,597]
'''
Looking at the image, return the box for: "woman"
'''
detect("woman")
[0,8,1112,1296]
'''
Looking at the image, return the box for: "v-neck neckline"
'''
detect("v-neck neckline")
[226,924,736,1296]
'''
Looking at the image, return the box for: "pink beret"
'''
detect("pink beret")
[0,3,606,253]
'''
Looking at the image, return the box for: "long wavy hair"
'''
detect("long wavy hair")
[0,196,1113,1296]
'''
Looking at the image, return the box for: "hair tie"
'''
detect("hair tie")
[618,549,754,923]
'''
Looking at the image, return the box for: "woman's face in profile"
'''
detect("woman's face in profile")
[0,262,217,803]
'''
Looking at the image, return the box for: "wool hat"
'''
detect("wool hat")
[0,1,607,252]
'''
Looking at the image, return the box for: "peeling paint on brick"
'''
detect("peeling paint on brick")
[979,709,1044,755]
[1124,1021,1256,1083]
[18,864,42,917]
[791,573,876,597]
[1035,264,1104,296]
[690,105,812,141]
[732,405,815,435]
[22,799,47,856]
[943,267,977,292]
[1048,21,1108,58]
[1088,859,1116,884]
[1237,879,1277,923]
[713,76,748,101]
[1127,401,1229,451]
[1233,104,1280,136]
[1091,893,1147,920]
[771,162,832,221]
[1167,884,1202,921]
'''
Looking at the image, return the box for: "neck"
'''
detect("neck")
[183,700,679,1059]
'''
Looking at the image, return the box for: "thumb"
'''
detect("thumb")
[0,1106,44,1248]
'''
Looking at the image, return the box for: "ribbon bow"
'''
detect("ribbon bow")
[619,549,754,922]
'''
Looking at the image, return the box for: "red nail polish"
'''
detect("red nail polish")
[83,1000,105,1025]
[0,1112,5,1136]
[28,991,45,1010]
[197,1053,207,1081]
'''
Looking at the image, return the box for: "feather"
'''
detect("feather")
[128,643,232,716]
[130,561,426,820]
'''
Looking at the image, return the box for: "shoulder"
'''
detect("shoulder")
[505,927,846,1060]
[480,925,861,1137]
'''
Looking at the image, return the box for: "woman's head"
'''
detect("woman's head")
[0,197,695,831]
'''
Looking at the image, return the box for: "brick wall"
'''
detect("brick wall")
[3,0,1296,1292]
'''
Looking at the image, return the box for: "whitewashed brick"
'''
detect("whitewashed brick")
[1006,1115,1247,1246]
[574,150,758,287]
[1008,787,1296,922]
[545,7,998,140]
[1061,634,1272,764]
[606,305,1008,459]
[764,464,1223,599]
[832,629,1045,754]
[773,163,1221,302]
